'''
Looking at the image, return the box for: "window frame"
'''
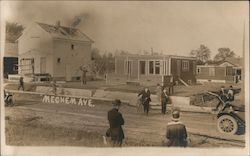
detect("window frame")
[182,60,189,71]
[148,60,154,75]
[154,60,160,75]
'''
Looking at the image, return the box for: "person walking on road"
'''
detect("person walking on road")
[161,88,169,114]
[163,109,188,147]
[106,99,125,147]
[18,76,24,91]
[138,87,151,115]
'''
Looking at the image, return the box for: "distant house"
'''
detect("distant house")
[17,21,94,81]
[3,42,18,78]
[196,58,242,83]
[115,54,197,85]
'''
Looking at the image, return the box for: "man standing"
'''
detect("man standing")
[138,87,151,115]
[227,85,234,101]
[80,66,88,86]
[161,88,169,114]
[52,79,57,95]
[106,99,125,147]
[18,76,24,91]
[164,109,188,147]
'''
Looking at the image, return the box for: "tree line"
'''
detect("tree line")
[190,44,238,65]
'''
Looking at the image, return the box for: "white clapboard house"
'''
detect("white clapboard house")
[17,21,94,81]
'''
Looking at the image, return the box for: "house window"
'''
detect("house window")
[197,67,201,75]
[139,61,146,75]
[182,60,189,71]
[226,67,233,76]
[209,67,215,76]
[71,44,74,50]
[155,61,160,74]
[149,61,154,74]
[57,58,61,63]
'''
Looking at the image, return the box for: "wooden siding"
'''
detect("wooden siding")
[171,58,196,83]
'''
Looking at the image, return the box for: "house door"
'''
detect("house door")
[177,60,181,76]
[40,57,46,73]
[65,64,72,81]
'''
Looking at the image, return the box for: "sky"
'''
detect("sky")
[2,1,249,57]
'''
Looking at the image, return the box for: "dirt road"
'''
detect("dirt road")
[4,94,245,147]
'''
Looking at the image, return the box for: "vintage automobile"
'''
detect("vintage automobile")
[206,92,245,135]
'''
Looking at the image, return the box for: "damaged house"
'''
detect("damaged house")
[17,21,94,81]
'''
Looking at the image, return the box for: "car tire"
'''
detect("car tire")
[217,115,238,135]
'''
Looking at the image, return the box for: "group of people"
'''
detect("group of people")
[215,85,235,111]
[106,99,188,147]
[137,84,169,115]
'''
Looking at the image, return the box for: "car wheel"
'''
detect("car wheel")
[217,115,238,135]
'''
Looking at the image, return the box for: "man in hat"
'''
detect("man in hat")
[106,99,125,147]
[164,109,188,147]
[138,87,151,115]
[161,88,169,114]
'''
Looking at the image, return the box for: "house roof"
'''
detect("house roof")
[225,57,243,67]
[36,22,94,43]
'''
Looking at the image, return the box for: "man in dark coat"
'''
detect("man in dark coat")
[18,76,24,91]
[107,99,125,147]
[138,87,151,115]
[164,109,188,147]
[161,88,169,114]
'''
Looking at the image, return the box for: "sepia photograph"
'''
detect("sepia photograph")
[0,1,249,156]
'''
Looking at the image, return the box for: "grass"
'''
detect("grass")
[5,114,244,147]
[5,115,162,147]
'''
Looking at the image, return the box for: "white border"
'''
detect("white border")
[1,1,249,156]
